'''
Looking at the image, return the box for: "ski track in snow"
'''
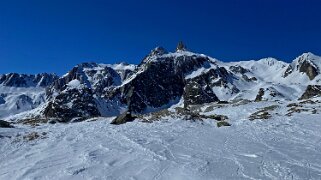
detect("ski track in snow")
[1,102,321,179]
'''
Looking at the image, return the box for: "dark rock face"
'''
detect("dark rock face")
[183,81,218,107]
[0,73,58,87]
[299,61,318,80]
[44,63,125,121]
[111,111,135,125]
[299,85,321,100]
[229,65,249,74]
[48,63,121,96]
[120,60,185,112]
[284,54,319,80]
[0,120,14,128]
[42,51,233,120]
[182,67,236,106]
[255,88,265,102]
[44,88,100,122]
[283,65,293,78]
[118,54,215,112]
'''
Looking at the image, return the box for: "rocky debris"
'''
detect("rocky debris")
[23,132,47,141]
[285,100,320,116]
[111,111,136,125]
[299,85,321,100]
[217,121,231,127]
[286,107,311,116]
[255,88,265,102]
[175,107,229,122]
[249,111,271,120]
[286,103,302,108]
[136,109,173,123]
[204,114,228,121]
[299,99,318,104]
[19,118,47,127]
[0,120,14,128]
[249,105,279,120]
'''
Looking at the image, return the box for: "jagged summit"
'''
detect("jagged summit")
[150,46,168,56]
[283,52,321,80]
[176,41,187,52]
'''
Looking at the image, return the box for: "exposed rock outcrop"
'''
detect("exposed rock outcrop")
[183,81,218,107]
[0,120,14,128]
[255,88,265,102]
[299,85,321,100]
[44,88,100,122]
[111,111,136,125]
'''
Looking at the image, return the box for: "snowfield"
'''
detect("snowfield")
[1,100,321,180]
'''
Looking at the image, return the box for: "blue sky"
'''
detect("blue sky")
[1,0,321,75]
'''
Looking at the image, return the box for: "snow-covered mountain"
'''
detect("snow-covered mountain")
[2,44,321,121]
[2,44,321,179]
[0,73,58,118]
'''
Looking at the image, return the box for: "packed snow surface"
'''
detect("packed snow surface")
[1,101,321,180]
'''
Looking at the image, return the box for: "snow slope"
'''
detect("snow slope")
[1,100,321,179]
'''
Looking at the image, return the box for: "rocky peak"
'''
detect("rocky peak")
[150,47,167,56]
[176,41,187,52]
[283,52,320,80]
[49,63,121,96]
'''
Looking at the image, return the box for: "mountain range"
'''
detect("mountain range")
[1,43,321,121]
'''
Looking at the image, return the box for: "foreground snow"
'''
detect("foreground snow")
[1,101,321,180]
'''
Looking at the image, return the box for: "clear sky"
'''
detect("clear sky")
[1,0,321,75]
